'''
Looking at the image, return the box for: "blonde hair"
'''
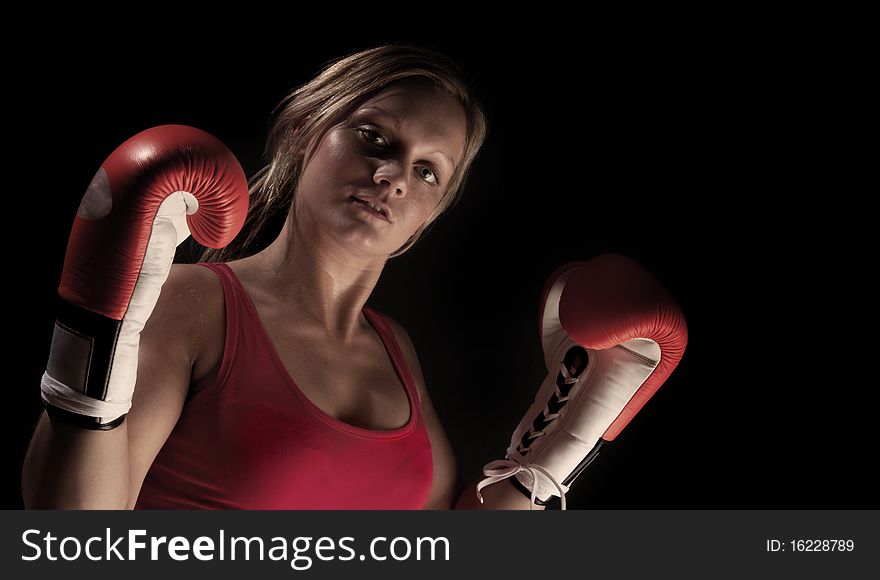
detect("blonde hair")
[200,42,488,263]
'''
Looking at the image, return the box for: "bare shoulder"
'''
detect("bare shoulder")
[158,262,225,314]
[142,263,226,382]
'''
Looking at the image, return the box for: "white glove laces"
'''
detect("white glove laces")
[476,459,567,510]
[475,359,580,510]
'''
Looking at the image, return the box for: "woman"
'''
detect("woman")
[24,43,543,509]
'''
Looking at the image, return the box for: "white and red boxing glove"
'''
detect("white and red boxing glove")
[477,253,688,509]
[40,125,248,429]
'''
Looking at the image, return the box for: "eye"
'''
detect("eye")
[357,126,388,147]
[418,166,440,186]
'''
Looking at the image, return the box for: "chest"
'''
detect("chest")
[256,309,412,432]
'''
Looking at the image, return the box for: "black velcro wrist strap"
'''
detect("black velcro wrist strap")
[44,402,126,431]
[48,298,123,403]
[509,475,550,507]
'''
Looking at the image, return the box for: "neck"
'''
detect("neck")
[243,213,387,344]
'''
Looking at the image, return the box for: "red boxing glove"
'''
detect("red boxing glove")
[477,254,688,509]
[41,125,248,429]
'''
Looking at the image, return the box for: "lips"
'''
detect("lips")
[349,196,392,222]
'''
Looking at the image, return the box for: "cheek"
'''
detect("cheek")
[300,132,362,191]
[320,130,367,172]
[400,196,443,232]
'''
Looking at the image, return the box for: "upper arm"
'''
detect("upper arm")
[384,315,459,510]
[124,263,222,508]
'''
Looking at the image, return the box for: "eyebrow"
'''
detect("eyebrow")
[355,107,457,173]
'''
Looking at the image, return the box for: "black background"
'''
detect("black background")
[5,8,873,509]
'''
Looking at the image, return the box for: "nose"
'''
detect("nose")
[373,159,407,197]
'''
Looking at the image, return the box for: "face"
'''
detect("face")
[293,79,468,258]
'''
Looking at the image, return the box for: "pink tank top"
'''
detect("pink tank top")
[134,262,433,509]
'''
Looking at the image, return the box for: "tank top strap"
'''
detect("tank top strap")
[363,307,422,407]
[186,261,245,407]
[195,261,237,291]
[194,261,243,339]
